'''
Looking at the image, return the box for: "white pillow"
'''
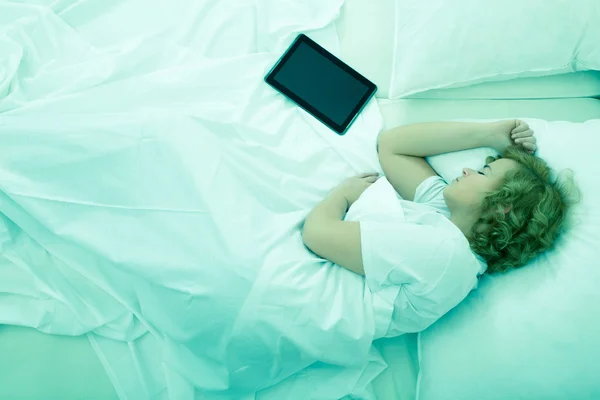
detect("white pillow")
[423,119,501,184]
[418,119,600,400]
[336,0,396,98]
[390,0,600,98]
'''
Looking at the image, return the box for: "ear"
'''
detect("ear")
[504,205,512,214]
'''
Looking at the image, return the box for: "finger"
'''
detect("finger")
[365,176,379,183]
[513,129,535,140]
[521,128,534,137]
[511,127,532,138]
[514,137,535,145]
[522,142,537,153]
[511,123,529,135]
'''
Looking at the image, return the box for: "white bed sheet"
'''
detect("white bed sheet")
[0,1,399,399]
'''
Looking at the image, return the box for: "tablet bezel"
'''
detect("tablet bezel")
[264,33,377,135]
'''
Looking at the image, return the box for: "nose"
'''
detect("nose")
[462,168,477,178]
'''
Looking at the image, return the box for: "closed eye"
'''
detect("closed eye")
[478,171,485,175]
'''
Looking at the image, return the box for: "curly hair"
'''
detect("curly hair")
[468,145,582,274]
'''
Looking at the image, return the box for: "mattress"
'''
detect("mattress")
[336,0,600,99]
[2,97,598,400]
[400,72,600,100]
[376,97,600,129]
[0,325,117,399]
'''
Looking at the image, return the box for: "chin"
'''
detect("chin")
[442,185,450,199]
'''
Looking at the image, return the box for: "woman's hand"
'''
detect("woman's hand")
[334,173,380,207]
[489,119,537,156]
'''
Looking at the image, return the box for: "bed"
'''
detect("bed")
[2,91,598,400]
[2,93,598,400]
[1,0,599,399]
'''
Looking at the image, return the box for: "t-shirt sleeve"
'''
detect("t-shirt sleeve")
[360,220,454,293]
[414,175,448,204]
[360,219,480,335]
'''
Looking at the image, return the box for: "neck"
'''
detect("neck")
[449,212,478,240]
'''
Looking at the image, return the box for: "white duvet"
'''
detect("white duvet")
[0,0,392,398]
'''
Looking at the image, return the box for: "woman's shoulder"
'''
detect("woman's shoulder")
[414,175,448,204]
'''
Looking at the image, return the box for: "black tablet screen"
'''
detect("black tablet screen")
[269,40,372,128]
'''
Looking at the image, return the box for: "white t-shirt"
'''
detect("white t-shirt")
[344,175,487,338]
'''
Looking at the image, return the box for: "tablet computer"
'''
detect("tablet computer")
[264,34,377,135]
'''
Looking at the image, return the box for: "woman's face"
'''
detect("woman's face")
[443,158,519,214]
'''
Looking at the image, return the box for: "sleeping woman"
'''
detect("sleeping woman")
[301,120,578,336]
